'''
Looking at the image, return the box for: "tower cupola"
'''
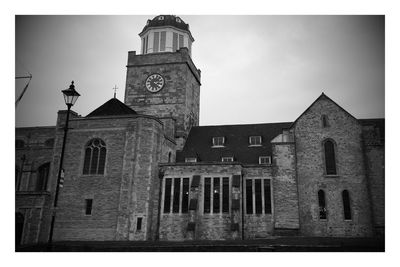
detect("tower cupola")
[139,15,194,56]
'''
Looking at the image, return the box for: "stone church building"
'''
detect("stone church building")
[15,15,384,245]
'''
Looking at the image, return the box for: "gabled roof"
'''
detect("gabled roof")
[176,122,292,164]
[86,98,137,117]
[290,93,358,129]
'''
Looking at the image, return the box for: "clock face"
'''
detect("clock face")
[145,73,165,93]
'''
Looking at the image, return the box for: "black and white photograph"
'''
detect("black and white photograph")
[10,1,393,260]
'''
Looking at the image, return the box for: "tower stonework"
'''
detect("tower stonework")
[124,15,201,149]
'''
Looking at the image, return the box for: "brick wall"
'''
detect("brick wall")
[51,113,166,241]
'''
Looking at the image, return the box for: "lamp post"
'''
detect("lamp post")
[48,81,80,244]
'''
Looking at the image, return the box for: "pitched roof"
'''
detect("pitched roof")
[176,122,292,164]
[86,98,137,117]
[290,93,358,129]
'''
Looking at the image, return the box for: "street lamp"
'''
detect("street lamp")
[48,81,80,244]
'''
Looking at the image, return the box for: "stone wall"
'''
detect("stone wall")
[15,126,56,244]
[159,164,243,240]
[124,48,201,141]
[294,95,373,237]
[362,125,385,235]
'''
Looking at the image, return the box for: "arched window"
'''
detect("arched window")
[324,140,337,175]
[318,189,327,219]
[83,139,106,175]
[36,162,50,191]
[342,190,352,220]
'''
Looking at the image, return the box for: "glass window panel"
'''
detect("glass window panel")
[172,178,181,213]
[163,178,172,213]
[182,178,189,213]
[204,177,211,213]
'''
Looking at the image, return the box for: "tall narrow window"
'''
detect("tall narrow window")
[178,34,184,49]
[136,217,142,231]
[172,178,181,213]
[163,178,172,213]
[342,190,352,220]
[160,31,166,51]
[142,37,145,54]
[204,178,211,213]
[246,179,253,214]
[318,190,327,219]
[322,115,329,128]
[153,32,159,52]
[145,36,148,54]
[36,162,50,191]
[264,179,272,214]
[255,179,262,214]
[83,139,106,175]
[182,178,189,213]
[324,140,337,175]
[213,177,220,213]
[85,199,93,215]
[222,177,229,213]
[172,32,178,52]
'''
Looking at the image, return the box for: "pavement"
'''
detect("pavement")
[16,236,384,252]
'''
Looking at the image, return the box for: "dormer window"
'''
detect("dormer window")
[176,17,181,23]
[158,16,164,20]
[249,136,262,146]
[212,137,225,147]
[259,156,271,165]
[221,157,234,162]
[185,157,197,163]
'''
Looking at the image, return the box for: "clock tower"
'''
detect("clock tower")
[124,15,201,149]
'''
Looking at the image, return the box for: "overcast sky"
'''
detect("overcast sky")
[15,15,384,127]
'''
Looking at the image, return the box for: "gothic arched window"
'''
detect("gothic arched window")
[324,139,337,175]
[318,189,327,219]
[36,162,50,191]
[83,139,106,175]
[342,190,352,220]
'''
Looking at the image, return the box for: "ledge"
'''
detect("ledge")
[16,191,51,196]
[323,175,340,178]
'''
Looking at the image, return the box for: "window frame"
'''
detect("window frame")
[318,190,327,220]
[212,136,225,148]
[259,156,271,165]
[221,157,234,162]
[162,177,191,214]
[244,178,272,215]
[249,136,262,146]
[323,139,338,176]
[342,190,352,221]
[203,176,231,215]
[82,138,107,176]
[185,157,197,163]
[84,199,93,216]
